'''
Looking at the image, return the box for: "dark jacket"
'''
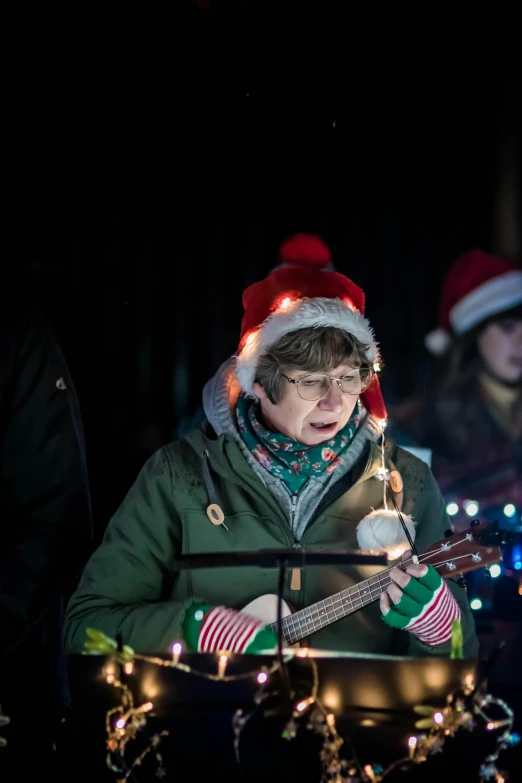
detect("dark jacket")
[0,306,92,762]
[65,424,478,658]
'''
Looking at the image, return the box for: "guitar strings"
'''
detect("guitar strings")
[282,551,474,640]
[278,542,480,642]
[281,544,456,633]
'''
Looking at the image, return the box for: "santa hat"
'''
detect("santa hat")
[425,249,522,355]
[235,233,387,422]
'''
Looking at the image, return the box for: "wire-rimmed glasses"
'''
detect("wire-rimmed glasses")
[281,368,373,401]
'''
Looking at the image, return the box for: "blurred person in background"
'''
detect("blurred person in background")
[388,249,522,642]
[0,302,93,779]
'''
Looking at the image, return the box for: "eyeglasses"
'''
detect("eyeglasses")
[281,368,373,401]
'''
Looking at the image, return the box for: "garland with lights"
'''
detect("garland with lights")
[82,624,519,782]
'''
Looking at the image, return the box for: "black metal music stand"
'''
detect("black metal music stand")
[176,549,387,699]
[175,549,387,571]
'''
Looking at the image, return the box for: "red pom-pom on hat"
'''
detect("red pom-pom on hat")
[278,233,332,269]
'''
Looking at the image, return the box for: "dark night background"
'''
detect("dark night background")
[2,7,521,780]
[5,6,520,544]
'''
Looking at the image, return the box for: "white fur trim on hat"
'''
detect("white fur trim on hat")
[236,297,378,396]
[424,327,451,356]
[450,270,522,335]
[356,509,416,559]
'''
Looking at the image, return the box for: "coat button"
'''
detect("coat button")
[389,470,403,493]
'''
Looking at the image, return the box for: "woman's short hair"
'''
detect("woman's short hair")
[255,326,372,403]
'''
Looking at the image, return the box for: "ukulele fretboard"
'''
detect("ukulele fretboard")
[268,569,394,644]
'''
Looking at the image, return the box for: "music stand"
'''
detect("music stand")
[175,549,387,570]
[176,549,387,699]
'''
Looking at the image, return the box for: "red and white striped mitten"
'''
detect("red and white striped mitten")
[182,601,277,653]
[381,565,461,646]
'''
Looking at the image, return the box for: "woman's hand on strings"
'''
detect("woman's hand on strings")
[379,549,428,615]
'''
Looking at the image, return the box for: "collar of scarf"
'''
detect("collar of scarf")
[236,393,359,494]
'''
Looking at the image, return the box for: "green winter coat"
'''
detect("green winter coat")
[64,423,478,657]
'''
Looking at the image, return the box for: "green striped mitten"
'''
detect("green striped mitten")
[182,601,277,653]
[381,565,461,646]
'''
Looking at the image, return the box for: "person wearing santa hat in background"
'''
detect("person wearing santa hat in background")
[64,233,477,663]
[390,249,522,530]
[388,249,522,632]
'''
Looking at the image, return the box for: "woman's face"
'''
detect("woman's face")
[477,317,522,384]
[252,363,362,445]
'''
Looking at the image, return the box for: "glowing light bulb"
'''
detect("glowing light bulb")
[503,503,516,518]
[172,642,182,664]
[464,674,475,690]
[115,718,126,729]
[433,712,444,724]
[217,654,228,679]
[408,736,417,748]
[470,598,482,611]
[296,701,307,712]
[489,564,501,579]
[446,502,459,516]
[487,722,495,731]
[387,546,406,561]
[464,500,479,517]
[256,672,268,684]
[514,562,522,571]
[123,661,134,675]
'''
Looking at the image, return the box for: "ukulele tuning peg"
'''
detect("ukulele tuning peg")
[457,576,467,590]
[444,529,454,538]
[483,568,492,581]
[470,518,481,527]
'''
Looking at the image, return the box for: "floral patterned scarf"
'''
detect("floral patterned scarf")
[236,394,359,494]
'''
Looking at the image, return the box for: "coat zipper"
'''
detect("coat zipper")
[291,494,298,526]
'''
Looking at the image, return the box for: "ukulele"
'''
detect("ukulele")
[242,521,504,646]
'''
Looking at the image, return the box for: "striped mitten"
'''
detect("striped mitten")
[182,601,277,653]
[381,565,461,646]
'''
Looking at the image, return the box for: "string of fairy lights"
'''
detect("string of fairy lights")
[83,627,520,783]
